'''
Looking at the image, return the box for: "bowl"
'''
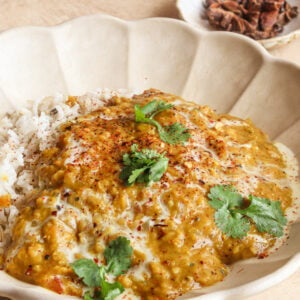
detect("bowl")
[0,14,299,300]
[176,0,300,49]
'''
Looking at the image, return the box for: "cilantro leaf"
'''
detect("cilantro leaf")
[135,100,173,120]
[83,281,124,300]
[100,281,125,300]
[128,166,148,184]
[104,236,134,276]
[96,266,125,300]
[215,206,250,239]
[148,159,169,182]
[208,185,287,239]
[120,144,169,186]
[84,291,96,300]
[134,100,190,144]
[134,105,150,123]
[239,195,287,237]
[70,258,101,287]
[208,185,243,210]
[158,123,191,145]
[71,237,133,300]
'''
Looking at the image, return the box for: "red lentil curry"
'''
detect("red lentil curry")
[1,90,295,299]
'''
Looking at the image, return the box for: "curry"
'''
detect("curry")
[2,90,294,299]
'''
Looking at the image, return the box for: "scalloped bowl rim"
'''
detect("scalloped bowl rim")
[1,14,300,86]
[0,14,299,300]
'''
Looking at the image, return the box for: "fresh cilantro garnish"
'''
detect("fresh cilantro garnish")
[238,195,287,237]
[98,280,124,300]
[83,279,124,300]
[135,100,191,144]
[214,205,250,239]
[120,144,169,186]
[158,123,191,145]
[135,99,173,119]
[104,236,133,276]
[70,258,102,287]
[208,185,287,239]
[208,185,244,210]
[70,237,133,300]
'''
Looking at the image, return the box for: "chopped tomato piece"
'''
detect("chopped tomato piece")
[0,194,11,207]
[47,276,64,294]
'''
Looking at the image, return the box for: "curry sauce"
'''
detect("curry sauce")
[3,90,294,299]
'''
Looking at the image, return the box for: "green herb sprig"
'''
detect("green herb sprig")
[208,185,287,239]
[135,100,190,144]
[70,237,133,300]
[120,144,169,186]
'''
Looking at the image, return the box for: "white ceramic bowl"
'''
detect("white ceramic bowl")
[177,0,300,49]
[0,14,299,300]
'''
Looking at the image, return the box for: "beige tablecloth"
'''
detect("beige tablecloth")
[0,1,299,300]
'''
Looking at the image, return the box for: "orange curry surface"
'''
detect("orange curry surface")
[2,90,292,299]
